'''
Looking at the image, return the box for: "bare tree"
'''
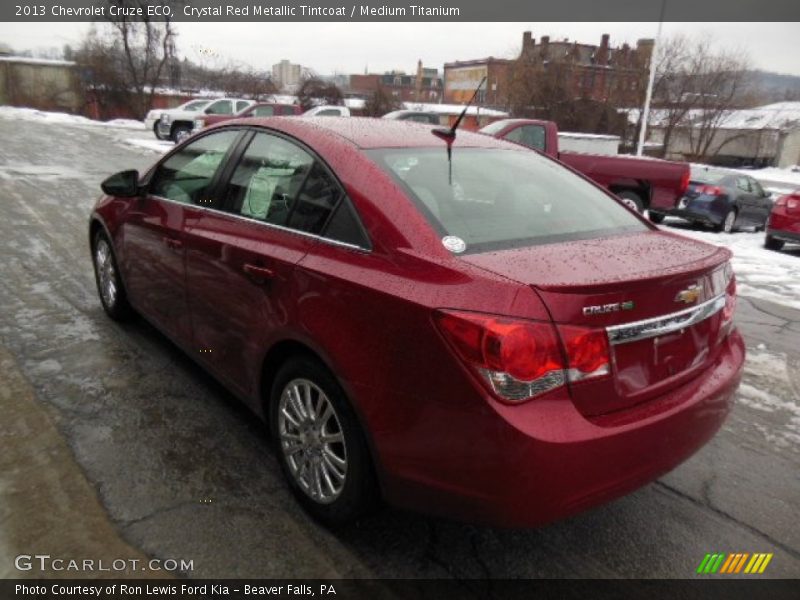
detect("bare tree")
[297,77,344,111]
[104,0,178,118]
[649,35,752,161]
[362,85,402,117]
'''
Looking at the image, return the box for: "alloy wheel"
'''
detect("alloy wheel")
[277,378,347,504]
[95,238,117,309]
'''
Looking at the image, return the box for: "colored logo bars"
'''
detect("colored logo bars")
[696,553,774,574]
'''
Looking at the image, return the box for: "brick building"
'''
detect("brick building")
[348,61,442,103]
[444,31,654,109]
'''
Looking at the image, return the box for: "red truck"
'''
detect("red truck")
[480,119,689,222]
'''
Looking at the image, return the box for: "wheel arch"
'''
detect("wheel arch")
[610,181,651,208]
[257,337,387,491]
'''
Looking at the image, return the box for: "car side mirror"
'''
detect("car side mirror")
[101,170,140,197]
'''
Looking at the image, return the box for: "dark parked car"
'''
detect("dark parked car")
[90,118,744,527]
[765,189,800,251]
[670,166,773,232]
[382,110,441,125]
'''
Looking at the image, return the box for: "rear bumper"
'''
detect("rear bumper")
[669,207,724,226]
[379,329,744,528]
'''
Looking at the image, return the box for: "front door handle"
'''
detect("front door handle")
[243,263,275,281]
[162,237,183,250]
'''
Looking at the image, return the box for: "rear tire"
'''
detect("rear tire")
[719,209,737,233]
[618,190,644,213]
[764,234,784,251]
[92,231,133,321]
[270,355,378,525]
[648,211,665,224]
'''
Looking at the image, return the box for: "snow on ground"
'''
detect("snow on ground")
[662,218,800,311]
[122,138,174,154]
[0,106,145,131]
[736,345,800,452]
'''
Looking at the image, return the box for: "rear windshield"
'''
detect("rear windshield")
[367,147,647,253]
[690,166,728,183]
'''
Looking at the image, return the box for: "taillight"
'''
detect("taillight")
[698,185,723,196]
[434,310,610,403]
[679,168,690,195]
[558,325,611,382]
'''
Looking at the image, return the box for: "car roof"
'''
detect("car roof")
[224,117,511,149]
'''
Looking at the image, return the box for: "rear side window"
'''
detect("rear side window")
[252,106,276,117]
[367,147,647,253]
[236,101,250,112]
[223,132,366,246]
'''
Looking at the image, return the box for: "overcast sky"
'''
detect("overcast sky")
[1,22,799,76]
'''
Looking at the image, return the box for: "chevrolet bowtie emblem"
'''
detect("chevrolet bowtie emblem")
[675,284,702,304]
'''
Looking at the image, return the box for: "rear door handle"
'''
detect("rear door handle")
[243,263,275,281]
[162,237,183,250]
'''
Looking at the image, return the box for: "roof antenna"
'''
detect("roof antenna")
[432,76,486,185]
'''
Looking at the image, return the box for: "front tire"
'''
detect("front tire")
[270,356,378,525]
[153,121,167,141]
[764,234,784,251]
[92,231,133,321]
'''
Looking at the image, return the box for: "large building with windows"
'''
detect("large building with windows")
[443,31,654,109]
[272,60,303,90]
[348,61,442,103]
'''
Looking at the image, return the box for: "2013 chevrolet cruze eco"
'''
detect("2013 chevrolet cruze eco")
[89,118,744,526]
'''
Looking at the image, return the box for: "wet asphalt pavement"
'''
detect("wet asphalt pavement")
[0,116,799,581]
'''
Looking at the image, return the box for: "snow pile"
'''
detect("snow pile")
[663,221,800,311]
[692,161,800,196]
[0,106,144,130]
[732,166,800,195]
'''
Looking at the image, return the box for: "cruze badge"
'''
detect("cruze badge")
[675,284,702,305]
[583,301,635,316]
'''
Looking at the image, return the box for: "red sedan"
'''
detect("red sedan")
[89,118,744,527]
[765,189,800,251]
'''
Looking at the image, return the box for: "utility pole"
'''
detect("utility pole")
[637,0,667,156]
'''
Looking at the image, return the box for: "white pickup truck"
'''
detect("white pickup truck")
[145,98,254,142]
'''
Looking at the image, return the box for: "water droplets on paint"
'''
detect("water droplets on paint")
[442,236,466,254]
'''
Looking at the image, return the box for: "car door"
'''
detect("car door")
[184,130,344,399]
[749,177,773,225]
[121,129,242,342]
[204,99,234,116]
[503,124,547,152]
[734,176,758,224]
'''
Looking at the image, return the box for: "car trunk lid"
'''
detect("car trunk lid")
[461,231,733,416]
